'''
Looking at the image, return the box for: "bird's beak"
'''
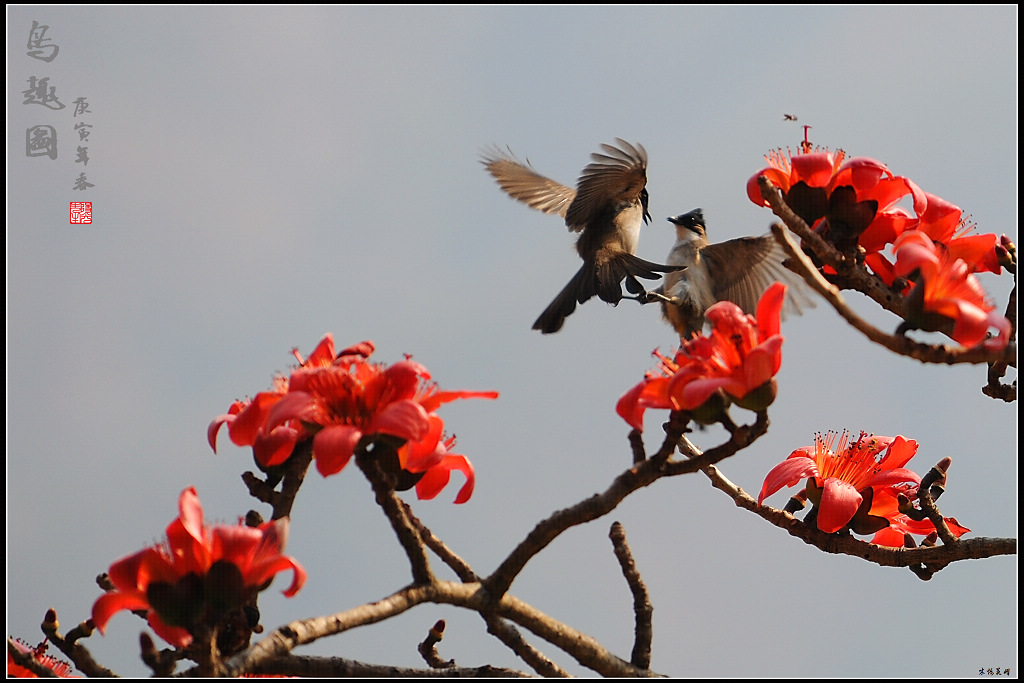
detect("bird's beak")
[667,209,704,234]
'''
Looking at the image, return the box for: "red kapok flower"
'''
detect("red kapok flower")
[209,334,497,502]
[617,283,786,430]
[868,481,970,547]
[826,158,925,249]
[7,639,76,678]
[864,192,1004,286]
[208,336,366,468]
[758,431,923,535]
[747,145,927,257]
[406,429,477,504]
[91,487,305,649]
[747,148,846,227]
[893,231,1011,350]
[908,193,1002,275]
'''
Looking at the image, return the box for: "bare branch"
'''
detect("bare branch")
[482,617,570,678]
[405,501,567,675]
[241,440,315,521]
[404,498,479,583]
[354,446,433,586]
[485,410,768,602]
[219,581,660,677]
[249,653,532,677]
[609,522,653,670]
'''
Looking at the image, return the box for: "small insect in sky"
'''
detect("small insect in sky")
[783,113,798,121]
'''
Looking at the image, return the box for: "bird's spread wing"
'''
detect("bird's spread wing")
[481,146,576,219]
[566,139,647,233]
[701,231,815,318]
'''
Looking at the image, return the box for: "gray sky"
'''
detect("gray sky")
[7,6,1017,677]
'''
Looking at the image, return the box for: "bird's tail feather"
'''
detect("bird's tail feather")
[532,255,685,334]
[532,264,597,334]
[597,254,685,303]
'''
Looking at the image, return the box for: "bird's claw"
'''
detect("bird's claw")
[633,290,676,305]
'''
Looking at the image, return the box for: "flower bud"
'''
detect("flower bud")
[734,379,778,412]
[689,390,730,425]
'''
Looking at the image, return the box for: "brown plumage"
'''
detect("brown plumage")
[656,208,814,338]
[482,139,683,333]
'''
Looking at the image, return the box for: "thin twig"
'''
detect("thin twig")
[403,499,478,583]
[271,440,315,520]
[609,522,653,670]
[482,616,570,678]
[417,619,455,669]
[404,501,567,676]
[37,609,115,678]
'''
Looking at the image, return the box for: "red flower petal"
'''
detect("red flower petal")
[755,283,786,339]
[741,337,784,393]
[862,467,921,490]
[253,425,300,468]
[747,167,791,206]
[382,360,431,402]
[177,487,204,542]
[402,413,446,472]
[418,389,500,414]
[792,152,841,187]
[415,454,476,504]
[674,376,731,410]
[265,391,317,432]
[146,612,193,649]
[227,391,284,447]
[816,477,862,533]
[368,399,430,442]
[881,435,918,470]
[207,413,234,453]
[304,333,338,365]
[616,381,648,431]
[758,455,817,504]
[249,554,307,597]
[312,425,362,477]
[91,590,149,635]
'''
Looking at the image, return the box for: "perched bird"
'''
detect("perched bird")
[655,208,814,338]
[482,139,683,334]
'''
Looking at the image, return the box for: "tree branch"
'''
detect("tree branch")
[485,410,768,602]
[609,522,653,670]
[768,220,1016,365]
[691,451,1016,573]
[218,581,660,677]
[354,445,434,586]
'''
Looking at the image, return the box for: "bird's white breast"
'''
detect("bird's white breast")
[612,202,644,254]
[664,242,715,311]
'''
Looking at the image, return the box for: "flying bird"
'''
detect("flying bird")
[481,139,683,334]
[654,208,814,339]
